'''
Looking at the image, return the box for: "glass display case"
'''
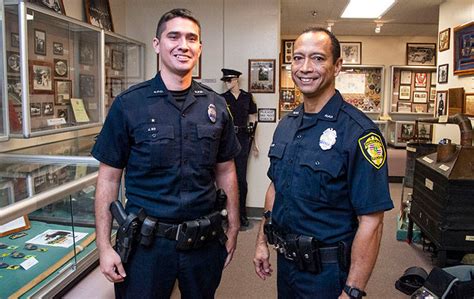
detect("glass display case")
[1,0,9,141]
[387,120,418,147]
[4,2,102,138]
[390,65,436,116]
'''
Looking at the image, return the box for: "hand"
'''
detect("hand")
[253,242,273,280]
[338,291,350,299]
[99,246,126,283]
[224,228,238,268]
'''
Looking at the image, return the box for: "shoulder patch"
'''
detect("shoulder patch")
[358,132,386,169]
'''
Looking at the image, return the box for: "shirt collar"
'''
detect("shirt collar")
[288,90,343,122]
[148,72,207,98]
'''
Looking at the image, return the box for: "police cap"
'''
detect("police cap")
[220,68,242,81]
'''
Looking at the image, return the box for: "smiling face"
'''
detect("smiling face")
[291,31,342,102]
[153,17,202,78]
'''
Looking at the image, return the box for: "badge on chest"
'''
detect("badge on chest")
[208,104,217,123]
[319,128,337,150]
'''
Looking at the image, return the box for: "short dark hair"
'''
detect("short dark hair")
[299,27,340,64]
[155,8,201,39]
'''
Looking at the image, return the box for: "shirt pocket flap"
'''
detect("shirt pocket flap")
[197,125,220,140]
[300,151,343,178]
[135,125,174,143]
[268,143,286,159]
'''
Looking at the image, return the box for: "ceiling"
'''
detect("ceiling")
[281,0,445,37]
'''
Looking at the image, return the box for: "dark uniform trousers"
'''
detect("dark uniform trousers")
[235,131,251,218]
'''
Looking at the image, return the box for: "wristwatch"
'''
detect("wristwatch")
[344,285,366,299]
[263,210,272,220]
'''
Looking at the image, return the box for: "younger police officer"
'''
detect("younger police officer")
[253,28,393,299]
[93,9,241,298]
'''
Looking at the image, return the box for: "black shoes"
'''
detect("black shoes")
[240,216,250,228]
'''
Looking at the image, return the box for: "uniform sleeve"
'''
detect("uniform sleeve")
[347,129,394,215]
[249,93,257,114]
[91,97,130,169]
[216,100,241,163]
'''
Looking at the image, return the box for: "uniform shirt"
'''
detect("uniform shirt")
[221,89,257,127]
[92,73,241,222]
[268,91,393,245]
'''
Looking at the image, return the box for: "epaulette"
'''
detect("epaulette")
[340,102,376,131]
[196,81,214,92]
[120,80,152,97]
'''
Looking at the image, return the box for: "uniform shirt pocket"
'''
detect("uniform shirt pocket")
[197,125,222,167]
[267,143,286,181]
[133,124,176,169]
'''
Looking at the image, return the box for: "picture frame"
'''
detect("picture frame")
[54,59,68,78]
[438,64,449,84]
[406,43,436,66]
[248,59,275,93]
[413,91,428,103]
[0,216,31,237]
[340,42,362,65]
[428,101,435,114]
[430,72,437,85]
[257,108,277,123]
[400,123,415,140]
[436,90,448,117]
[400,70,412,85]
[30,103,42,116]
[412,103,427,113]
[27,0,65,14]
[85,0,114,32]
[57,108,68,122]
[11,32,19,48]
[453,21,474,76]
[29,60,54,94]
[42,102,54,116]
[53,42,64,55]
[110,77,123,97]
[414,72,427,87]
[464,93,474,117]
[54,79,72,105]
[7,51,20,73]
[79,74,95,98]
[430,87,436,101]
[397,102,412,113]
[105,44,112,66]
[282,40,295,64]
[438,28,450,52]
[112,50,125,71]
[34,29,47,56]
[7,76,22,105]
[417,123,432,140]
[192,56,201,79]
[448,87,465,116]
[398,85,411,100]
[79,40,94,65]
[280,89,296,103]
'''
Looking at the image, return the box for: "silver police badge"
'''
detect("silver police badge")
[208,104,217,123]
[319,128,337,150]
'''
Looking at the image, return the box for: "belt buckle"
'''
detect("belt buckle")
[175,224,182,241]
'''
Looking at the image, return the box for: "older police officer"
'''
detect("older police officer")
[93,9,241,298]
[254,27,393,299]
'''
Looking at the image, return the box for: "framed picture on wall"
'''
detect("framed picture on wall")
[436,90,448,117]
[112,50,124,71]
[283,40,295,64]
[110,77,123,97]
[399,85,411,100]
[28,0,65,14]
[34,29,47,56]
[7,51,20,73]
[412,103,427,113]
[453,21,474,76]
[414,72,427,87]
[448,87,465,115]
[340,42,362,65]
[11,32,19,48]
[406,43,436,66]
[248,59,275,93]
[438,28,450,52]
[464,93,474,116]
[79,40,94,65]
[42,102,54,116]
[54,59,68,78]
[438,64,449,84]
[192,56,201,79]
[29,60,54,94]
[413,91,428,103]
[398,102,412,113]
[55,79,72,105]
[400,71,412,84]
[53,42,64,55]
[85,0,114,31]
[79,74,95,98]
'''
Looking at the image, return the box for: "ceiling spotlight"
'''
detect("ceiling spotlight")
[311,10,318,17]
[375,23,383,33]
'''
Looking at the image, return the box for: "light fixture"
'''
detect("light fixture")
[311,10,318,17]
[375,23,383,34]
[326,22,334,32]
[341,0,396,19]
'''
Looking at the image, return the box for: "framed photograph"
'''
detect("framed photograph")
[110,77,123,97]
[417,123,432,140]
[105,44,111,66]
[430,87,436,101]
[27,0,65,14]
[428,101,435,114]
[283,40,295,64]
[399,85,411,100]
[340,42,362,65]
[54,59,68,78]
[414,72,427,87]
[29,60,53,94]
[0,216,31,237]
[79,40,94,65]
[280,89,296,103]
[85,0,114,32]
[453,21,474,76]
[464,93,474,117]
[53,42,64,55]
[7,51,20,73]
[248,59,275,93]
[438,64,449,84]
[412,103,427,113]
[11,32,19,48]
[42,102,54,116]
[192,56,201,79]
[79,74,95,97]
[400,70,412,85]
[258,108,277,123]
[55,79,72,105]
[436,90,448,117]
[406,43,436,66]
[397,102,412,113]
[30,103,42,116]
[34,29,46,56]
[448,87,465,115]
[439,28,450,52]
[413,91,428,103]
[430,72,437,85]
[400,123,415,140]
[7,76,22,105]
[112,50,124,71]
[57,108,68,121]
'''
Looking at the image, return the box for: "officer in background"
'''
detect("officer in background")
[221,68,259,228]
[253,27,393,298]
[92,8,241,298]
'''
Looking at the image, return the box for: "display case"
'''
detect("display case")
[390,66,436,116]
[387,120,418,147]
[1,0,9,141]
[4,2,103,138]
[374,120,388,140]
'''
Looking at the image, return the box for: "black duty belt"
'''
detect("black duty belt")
[154,222,181,240]
[234,126,249,134]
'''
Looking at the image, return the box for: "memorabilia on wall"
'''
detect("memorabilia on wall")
[340,42,362,65]
[29,60,54,94]
[464,93,474,116]
[57,108,68,121]
[438,64,449,84]
[257,108,277,123]
[283,40,294,64]
[280,89,295,103]
[70,98,90,122]
[399,85,411,100]
[413,91,428,103]
[7,77,22,105]
[30,103,41,116]
[400,123,415,140]
[7,51,20,73]
[28,0,66,14]
[248,59,275,93]
[436,90,448,117]
[11,32,19,48]
[42,102,54,116]
[417,123,432,139]
[414,72,427,87]
[412,103,427,113]
[428,102,435,114]
[34,29,47,56]
[398,102,412,113]
[54,80,72,105]
[192,56,201,79]
[79,74,95,98]
[54,59,68,78]
[104,44,111,66]
[406,43,436,66]
[110,78,123,97]
[431,72,437,85]
[430,87,436,101]
[79,40,94,65]
[85,0,114,32]
[53,42,64,55]
[400,71,412,84]
[453,21,474,76]
[448,87,465,115]
[111,50,124,71]
[438,28,450,52]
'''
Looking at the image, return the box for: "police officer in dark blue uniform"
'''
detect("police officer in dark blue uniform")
[220,68,258,228]
[92,9,241,299]
[254,28,393,299]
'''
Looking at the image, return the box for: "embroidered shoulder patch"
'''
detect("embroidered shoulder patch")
[358,132,386,169]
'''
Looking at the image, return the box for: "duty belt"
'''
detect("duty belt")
[234,126,249,134]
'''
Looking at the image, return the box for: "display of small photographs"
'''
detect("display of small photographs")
[7,77,22,105]
[55,79,72,105]
[79,74,95,97]
[400,70,412,84]
[42,102,54,116]
[34,29,46,56]
[11,32,19,48]
[7,51,20,73]
[79,40,94,65]
[414,73,427,87]
[413,91,428,103]
[430,87,436,101]
[438,64,448,84]
[54,59,68,77]
[30,103,41,117]
[53,42,64,55]
[112,50,124,71]
[29,61,54,94]
[111,77,123,97]
[398,102,412,113]
[57,108,68,121]
[399,85,411,100]
[412,103,427,113]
